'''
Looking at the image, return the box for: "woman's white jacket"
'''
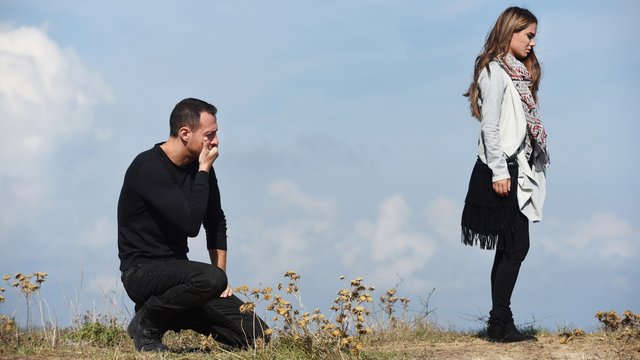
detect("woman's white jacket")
[476,61,546,222]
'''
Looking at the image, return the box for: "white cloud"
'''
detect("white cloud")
[236,180,338,278]
[0,25,112,147]
[0,25,112,231]
[422,196,461,241]
[234,190,450,292]
[341,195,435,290]
[267,180,337,219]
[539,212,638,265]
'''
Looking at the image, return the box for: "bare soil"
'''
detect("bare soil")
[370,333,640,360]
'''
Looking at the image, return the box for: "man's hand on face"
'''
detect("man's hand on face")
[198,137,219,172]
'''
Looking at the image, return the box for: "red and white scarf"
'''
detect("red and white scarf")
[497,53,550,172]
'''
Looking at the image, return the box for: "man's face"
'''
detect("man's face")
[186,112,218,157]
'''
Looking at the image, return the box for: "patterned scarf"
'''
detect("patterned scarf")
[496,53,550,173]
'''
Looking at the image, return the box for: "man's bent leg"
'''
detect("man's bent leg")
[121,260,227,351]
[165,294,269,349]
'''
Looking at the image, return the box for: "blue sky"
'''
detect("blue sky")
[1,0,638,331]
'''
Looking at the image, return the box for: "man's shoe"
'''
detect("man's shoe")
[127,311,168,352]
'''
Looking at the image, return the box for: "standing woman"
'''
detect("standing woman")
[461,7,550,342]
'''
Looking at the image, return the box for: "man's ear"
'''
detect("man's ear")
[178,127,191,142]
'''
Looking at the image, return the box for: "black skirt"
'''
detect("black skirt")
[461,158,519,250]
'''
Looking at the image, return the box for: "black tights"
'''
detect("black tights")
[490,212,530,323]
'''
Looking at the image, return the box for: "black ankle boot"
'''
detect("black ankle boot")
[505,320,537,342]
[487,318,536,343]
[127,311,168,352]
[487,318,508,342]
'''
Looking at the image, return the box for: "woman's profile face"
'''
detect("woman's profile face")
[509,22,537,59]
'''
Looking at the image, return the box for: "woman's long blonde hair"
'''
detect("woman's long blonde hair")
[465,7,541,120]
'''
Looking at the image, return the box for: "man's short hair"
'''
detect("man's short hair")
[169,98,218,137]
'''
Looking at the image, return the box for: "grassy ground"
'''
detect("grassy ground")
[0,321,639,360]
[2,273,639,359]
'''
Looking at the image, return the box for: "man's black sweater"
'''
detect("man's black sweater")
[117,144,227,271]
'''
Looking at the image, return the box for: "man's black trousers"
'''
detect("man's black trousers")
[121,259,268,348]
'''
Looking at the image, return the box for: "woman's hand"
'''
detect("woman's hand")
[493,178,511,197]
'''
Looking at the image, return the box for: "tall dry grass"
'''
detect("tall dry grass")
[1,270,639,359]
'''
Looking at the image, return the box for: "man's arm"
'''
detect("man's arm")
[209,248,232,297]
[208,249,227,272]
[203,167,231,297]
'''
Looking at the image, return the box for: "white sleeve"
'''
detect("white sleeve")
[478,64,510,182]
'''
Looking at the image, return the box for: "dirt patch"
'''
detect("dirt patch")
[1,332,638,359]
[370,333,640,359]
